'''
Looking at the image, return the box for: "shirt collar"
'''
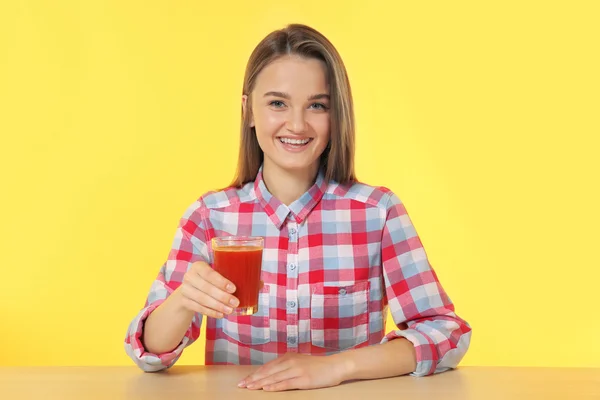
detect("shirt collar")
[254,166,328,230]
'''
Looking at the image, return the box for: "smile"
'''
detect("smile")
[278,137,312,145]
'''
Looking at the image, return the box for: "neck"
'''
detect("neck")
[262,160,319,206]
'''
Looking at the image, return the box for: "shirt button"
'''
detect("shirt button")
[339,288,347,295]
[289,228,296,235]
[287,301,296,308]
[289,264,296,271]
[288,337,297,344]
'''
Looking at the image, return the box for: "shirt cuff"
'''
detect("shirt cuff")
[380,329,437,377]
[124,300,193,372]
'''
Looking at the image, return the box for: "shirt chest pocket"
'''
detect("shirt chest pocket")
[310,281,370,351]
[221,284,271,345]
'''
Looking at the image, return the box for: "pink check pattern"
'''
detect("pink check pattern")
[125,168,472,376]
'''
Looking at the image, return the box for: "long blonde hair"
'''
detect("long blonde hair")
[231,24,356,187]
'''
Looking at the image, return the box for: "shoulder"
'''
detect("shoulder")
[199,181,256,210]
[324,180,403,211]
[179,181,256,224]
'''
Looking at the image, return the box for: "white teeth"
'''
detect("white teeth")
[279,137,311,145]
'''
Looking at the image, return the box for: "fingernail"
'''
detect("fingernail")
[229,298,239,307]
[237,380,246,388]
[226,284,236,293]
[224,306,233,314]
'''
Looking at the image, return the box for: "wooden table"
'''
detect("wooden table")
[1,366,598,399]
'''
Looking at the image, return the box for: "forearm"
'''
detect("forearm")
[142,289,195,354]
[333,338,417,381]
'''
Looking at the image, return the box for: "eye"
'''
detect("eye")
[309,103,328,110]
[269,100,286,108]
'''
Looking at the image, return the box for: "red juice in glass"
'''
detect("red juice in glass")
[211,236,264,316]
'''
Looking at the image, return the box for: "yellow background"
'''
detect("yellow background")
[1,1,598,368]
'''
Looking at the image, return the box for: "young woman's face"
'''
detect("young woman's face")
[245,56,331,176]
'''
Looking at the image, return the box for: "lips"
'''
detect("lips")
[276,136,314,153]
[278,137,312,146]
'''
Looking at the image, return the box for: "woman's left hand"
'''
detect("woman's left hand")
[238,353,348,392]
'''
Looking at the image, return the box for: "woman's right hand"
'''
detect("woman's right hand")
[176,261,239,318]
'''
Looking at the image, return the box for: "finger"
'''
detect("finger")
[241,357,290,387]
[196,263,236,293]
[263,377,302,392]
[180,286,232,316]
[180,296,224,319]
[242,355,289,382]
[184,270,239,309]
[246,368,298,390]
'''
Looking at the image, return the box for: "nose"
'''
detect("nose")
[285,108,307,134]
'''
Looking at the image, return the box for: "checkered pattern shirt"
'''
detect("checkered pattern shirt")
[125,168,472,376]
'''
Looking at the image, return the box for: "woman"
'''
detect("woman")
[125,23,471,392]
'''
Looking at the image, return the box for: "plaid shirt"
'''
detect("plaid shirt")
[125,168,471,376]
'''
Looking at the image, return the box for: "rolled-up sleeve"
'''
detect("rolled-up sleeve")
[124,200,210,372]
[379,191,472,377]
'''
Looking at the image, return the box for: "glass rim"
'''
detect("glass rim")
[211,236,264,248]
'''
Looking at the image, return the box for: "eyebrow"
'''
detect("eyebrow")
[263,91,330,101]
